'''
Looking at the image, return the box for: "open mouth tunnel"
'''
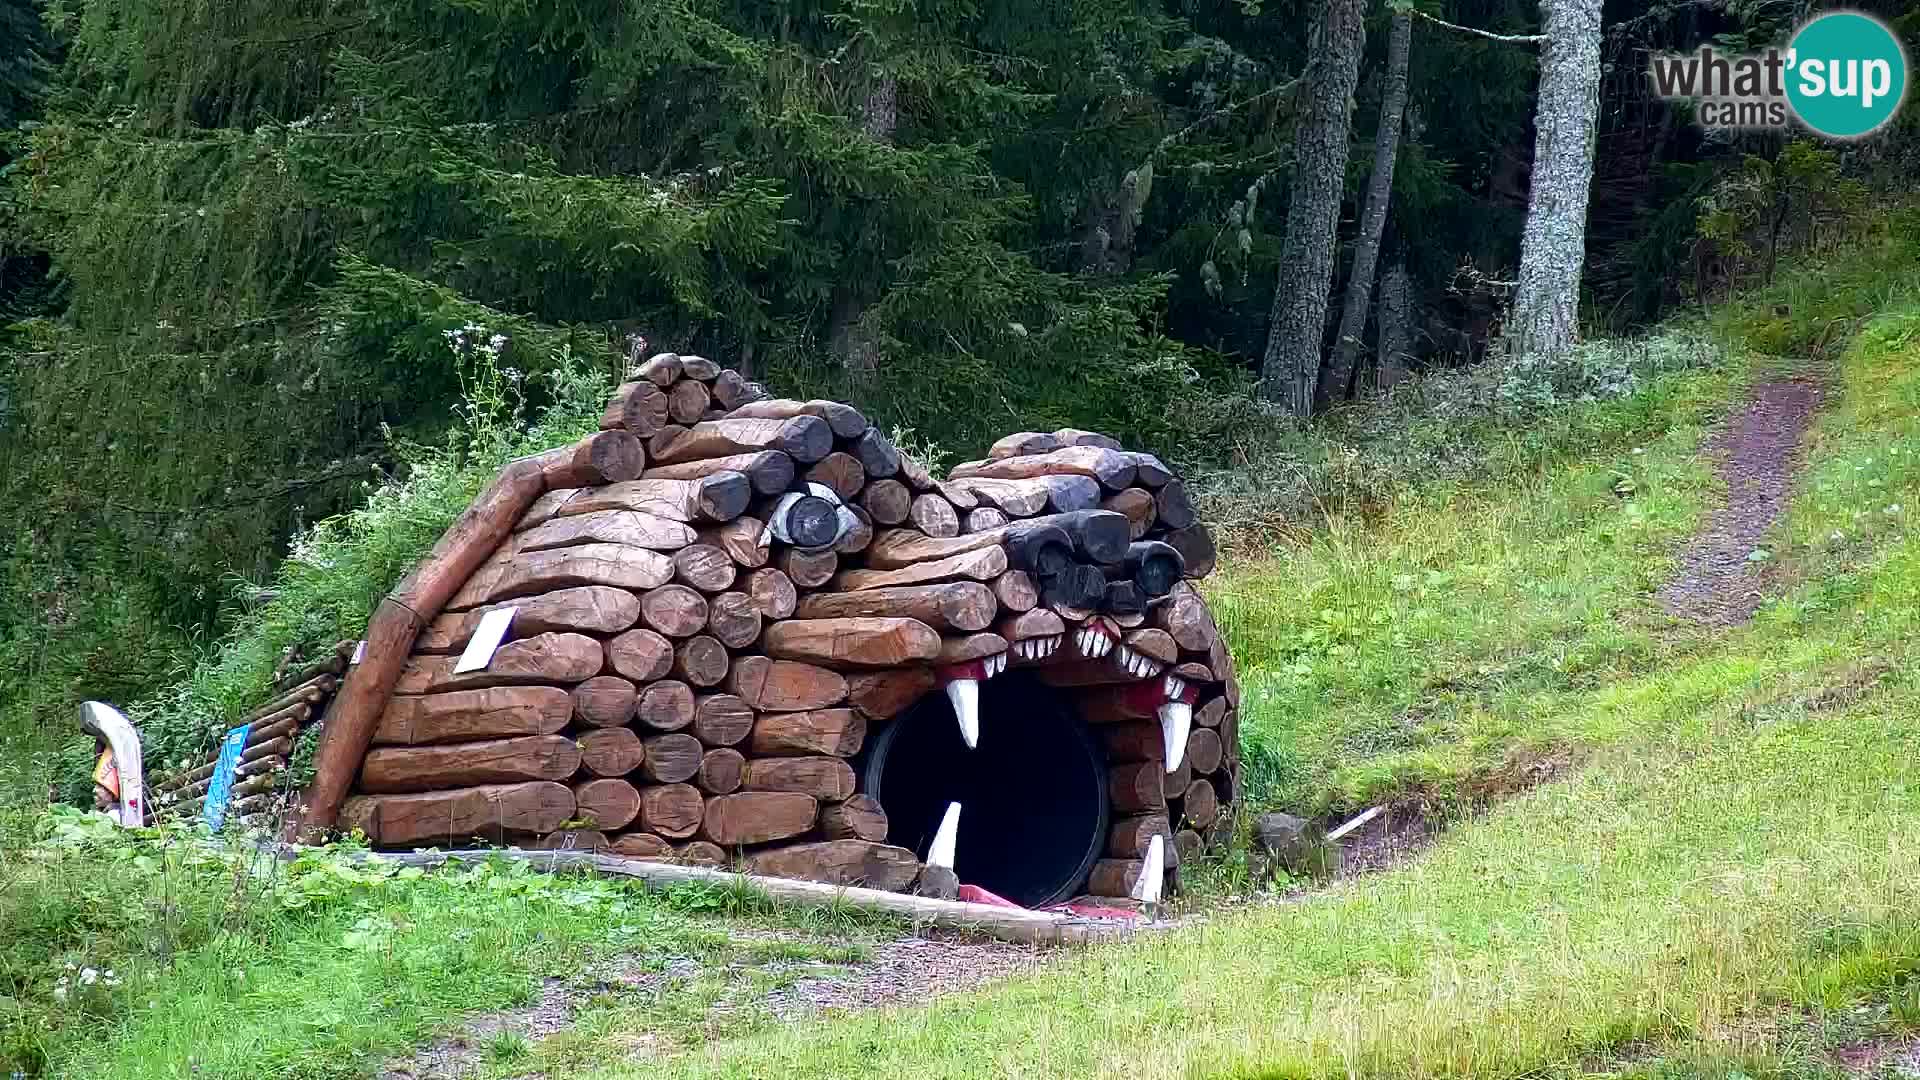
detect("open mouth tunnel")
[860,670,1111,908]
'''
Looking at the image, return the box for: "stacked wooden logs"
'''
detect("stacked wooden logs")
[1068,584,1241,898]
[149,640,354,824]
[330,353,1237,902]
[947,431,1236,898]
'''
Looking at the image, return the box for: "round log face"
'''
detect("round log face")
[338,361,1241,908]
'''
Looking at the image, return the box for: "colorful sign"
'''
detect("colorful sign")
[202,724,252,830]
[92,748,120,799]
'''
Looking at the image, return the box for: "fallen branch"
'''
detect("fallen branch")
[348,848,1139,946]
[1408,10,1546,43]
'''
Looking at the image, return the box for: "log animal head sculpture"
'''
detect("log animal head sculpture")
[296,354,1240,907]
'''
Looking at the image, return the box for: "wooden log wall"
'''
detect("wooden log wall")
[323,352,1239,905]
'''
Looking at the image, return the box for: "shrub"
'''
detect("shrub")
[45,333,613,801]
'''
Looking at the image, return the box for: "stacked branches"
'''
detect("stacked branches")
[146,640,357,824]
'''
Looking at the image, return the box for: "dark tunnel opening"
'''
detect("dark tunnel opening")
[860,671,1111,908]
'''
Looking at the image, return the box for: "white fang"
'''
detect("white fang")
[1158,700,1192,773]
[945,678,980,749]
[1132,834,1165,905]
[928,801,962,870]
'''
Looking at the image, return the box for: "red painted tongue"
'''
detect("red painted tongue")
[956,884,1145,922]
[956,883,1021,908]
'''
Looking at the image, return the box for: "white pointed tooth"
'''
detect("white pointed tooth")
[1044,635,1061,656]
[1142,659,1164,678]
[994,652,1007,675]
[1164,675,1185,699]
[1132,834,1165,905]
[1014,641,1030,660]
[1159,701,1192,773]
[1074,630,1089,653]
[928,801,962,870]
[945,679,980,749]
[1096,635,1113,657]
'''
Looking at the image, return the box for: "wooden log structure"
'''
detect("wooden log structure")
[651,416,832,466]
[701,791,818,846]
[746,841,919,890]
[296,358,1238,905]
[821,794,889,841]
[417,586,643,653]
[646,451,795,496]
[573,778,642,830]
[558,475,753,525]
[359,735,581,794]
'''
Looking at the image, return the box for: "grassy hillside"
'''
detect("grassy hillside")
[5,218,1919,1079]
[559,208,1920,1078]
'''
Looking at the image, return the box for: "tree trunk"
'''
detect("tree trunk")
[1322,12,1412,408]
[1506,0,1603,363]
[830,73,898,375]
[1080,164,1149,275]
[1376,260,1415,390]
[1258,0,1366,417]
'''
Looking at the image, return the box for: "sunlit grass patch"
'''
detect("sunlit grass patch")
[1207,366,1726,814]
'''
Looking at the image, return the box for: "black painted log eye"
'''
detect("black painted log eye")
[1006,523,1073,576]
[1041,564,1106,609]
[767,483,851,549]
[1121,541,1185,599]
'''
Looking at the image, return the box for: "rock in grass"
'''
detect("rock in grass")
[1254,812,1338,878]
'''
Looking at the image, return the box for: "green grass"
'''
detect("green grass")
[1209,360,1731,815]
[527,234,1920,1075]
[9,217,1920,1079]
[0,814,900,1079]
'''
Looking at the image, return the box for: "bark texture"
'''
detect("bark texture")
[829,72,899,374]
[1324,12,1412,407]
[1258,0,1367,418]
[1376,260,1415,390]
[1507,0,1603,363]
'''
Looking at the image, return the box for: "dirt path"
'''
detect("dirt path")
[1655,375,1823,626]
[378,930,1045,1079]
